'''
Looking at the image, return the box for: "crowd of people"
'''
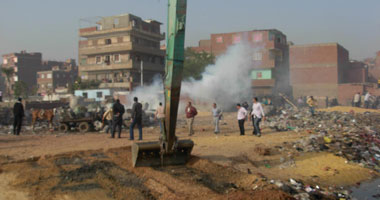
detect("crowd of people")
[353,92,379,109]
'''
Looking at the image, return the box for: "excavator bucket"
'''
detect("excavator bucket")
[131,140,194,167]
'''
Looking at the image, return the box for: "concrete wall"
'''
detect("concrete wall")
[74,89,112,102]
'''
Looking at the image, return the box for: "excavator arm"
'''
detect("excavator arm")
[132,0,194,167]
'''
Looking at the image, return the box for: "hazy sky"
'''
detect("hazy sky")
[1,0,379,62]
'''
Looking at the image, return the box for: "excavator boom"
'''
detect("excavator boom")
[132,0,193,167]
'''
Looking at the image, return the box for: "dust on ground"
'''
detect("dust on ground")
[318,106,380,113]
[0,107,378,199]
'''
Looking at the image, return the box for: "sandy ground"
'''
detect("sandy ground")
[0,111,378,199]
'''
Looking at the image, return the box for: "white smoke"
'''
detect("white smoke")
[127,75,164,110]
[181,43,257,110]
[128,43,260,112]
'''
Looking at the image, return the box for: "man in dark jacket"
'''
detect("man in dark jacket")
[13,97,24,135]
[129,97,143,140]
[185,102,197,136]
[111,99,125,138]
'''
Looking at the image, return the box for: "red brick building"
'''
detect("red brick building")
[191,29,291,97]
[290,43,370,106]
[369,51,380,82]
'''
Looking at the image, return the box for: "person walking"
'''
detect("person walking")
[185,102,197,136]
[364,92,371,109]
[129,97,143,140]
[102,105,113,134]
[13,97,24,135]
[111,99,125,138]
[237,103,247,136]
[307,96,317,116]
[211,103,222,134]
[353,92,361,107]
[249,97,265,137]
[155,102,165,133]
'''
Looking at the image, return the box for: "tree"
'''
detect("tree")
[183,48,215,81]
[13,81,28,99]
[1,66,15,99]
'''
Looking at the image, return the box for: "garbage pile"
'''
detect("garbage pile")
[267,107,380,172]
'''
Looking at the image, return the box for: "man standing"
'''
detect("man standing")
[155,102,165,133]
[211,103,222,134]
[237,103,247,136]
[185,102,197,136]
[364,92,371,109]
[111,99,125,138]
[307,96,317,116]
[353,92,361,107]
[13,97,24,135]
[250,97,265,137]
[130,97,143,140]
[102,105,113,134]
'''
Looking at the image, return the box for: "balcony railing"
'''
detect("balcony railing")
[78,42,165,56]
[79,25,165,40]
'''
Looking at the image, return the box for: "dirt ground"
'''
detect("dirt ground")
[0,111,378,200]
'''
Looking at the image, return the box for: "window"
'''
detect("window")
[13,57,18,63]
[14,67,18,72]
[47,74,52,79]
[253,52,262,61]
[105,55,111,65]
[132,19,137,27]
[3,58,7,64]
[83,92,88,98]
[216,36,223,43]
[114,54,120,62]
[105,39,112,45]
[251,70,272,80]
[41,74,45,78]
[114,18,119,26]
[277,37,281,44]
[47,83,52,88]
[96,56,102,64]
[253,33,263,42]
[232,35,241,44]
[96,92,103,98]
[14,76,18,81]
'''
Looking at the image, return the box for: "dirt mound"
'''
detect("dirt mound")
[1,147,269,200]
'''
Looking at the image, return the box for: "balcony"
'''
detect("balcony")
[79,60,164,72]
[79,42,165,56]
[252,79,276,87]
[99,82,131,89]
[80,61,133,72]
[79,25,165,40]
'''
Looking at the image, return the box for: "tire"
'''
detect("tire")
[79,122,90,133]
[59,123,69,132]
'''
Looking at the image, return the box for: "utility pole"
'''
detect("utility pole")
[140,60,143,87]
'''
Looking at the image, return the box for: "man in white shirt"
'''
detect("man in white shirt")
[249,97,265,137]
[237,103,247,136]
[211,103,222,134]
[155,102,165,133]
[364,92,371,109]
[353,92,361,107]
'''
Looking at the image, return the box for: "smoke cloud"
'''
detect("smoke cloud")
[181,43,257,110]
[128,43,260,111]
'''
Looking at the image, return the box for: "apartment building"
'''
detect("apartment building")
[2,51,45,95]
[36,59,78,95]
[78,14,165,91]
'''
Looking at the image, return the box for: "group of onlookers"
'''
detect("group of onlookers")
[353,92,379,109]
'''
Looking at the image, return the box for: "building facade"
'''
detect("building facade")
[36,59,78,96]
[191,29,291,97]
[2,51,45,95]
[78,14,165,91]
[290,43,371,106]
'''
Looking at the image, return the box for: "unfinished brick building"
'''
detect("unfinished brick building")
[78,14,165,91]
[290,43,370,105]
[191,29,291,97]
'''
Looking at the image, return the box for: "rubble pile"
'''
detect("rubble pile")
[267,108,380,172]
